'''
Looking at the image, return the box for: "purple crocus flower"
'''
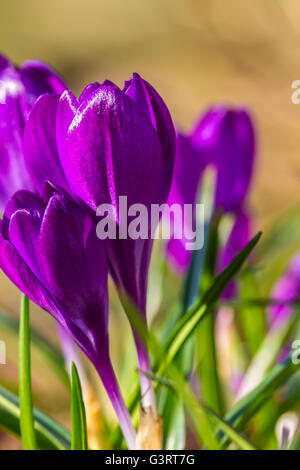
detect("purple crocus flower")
[219,209,252,298]
[0,184,136,449]
[0,54,66,210]
[268,254,300,328]
[23,73,176,411]
[167,106,255,274]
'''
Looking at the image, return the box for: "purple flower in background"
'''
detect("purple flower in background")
[219,209,252,298]
[0,54,66,210]
[0,184,136,449]
[23,73,176,411]
[268,254,300,328]
[167,106,255,274]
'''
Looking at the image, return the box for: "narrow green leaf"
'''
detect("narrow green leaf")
[163,232,262,365]
[113,233,262,448]
[238,270,266,356]
[159,388,185,450]
[19,294,37,450]
[149,366,256,450]
[71,362,88,450]
[236,313,297,400]
[204,406,257,450]
[0,385,71,449]
[219,356,299,448]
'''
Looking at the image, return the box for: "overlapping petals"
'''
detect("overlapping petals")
[0,185,108,365]
[24,73,176,316]
[0,54,66,209]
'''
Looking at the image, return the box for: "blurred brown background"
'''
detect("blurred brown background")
[0,0,300,447]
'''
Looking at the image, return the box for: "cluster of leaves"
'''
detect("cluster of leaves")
[0,204,300,450]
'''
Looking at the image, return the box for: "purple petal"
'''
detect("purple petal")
[199,107,255,212]
[20,60,66,116]
[166,238,192,274]
[269,254,300,327]
[79,82,100,103]
[37,195,108,345]
[0,65,34,209]
[125,73,176,201]
[219,209,251,298]
[24,93,69,193]
[64,85,163,211]
[0,219,60,320]
[56,90,78,170]
[2,189,45,239]
[9,208,44,278]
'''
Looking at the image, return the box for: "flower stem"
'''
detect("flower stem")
[134,336,157,413]
[96,358,136,450]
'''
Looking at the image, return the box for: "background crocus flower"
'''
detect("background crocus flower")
[0,54,66,210]
[218,209,252,299]
[0,185,136,449]
[268,253,300,328]
[23,73,176,412]
[166,106,255,276]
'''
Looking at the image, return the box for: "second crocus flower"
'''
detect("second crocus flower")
[167,106,255,276]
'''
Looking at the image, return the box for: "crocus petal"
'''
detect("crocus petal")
[2,189,45,239]
[219,209,251,298]
[0,220,61,320]
[9,209,44,279]
[20,60,66,116]
[56,90,78,169]
[37,195,108,338]
[0,65,34,208]
[268,254,300,327]
[166,238,192,274]
[197,107,255,213]
[125,73,176,201]
[64,85,163,211]
[24,94,69,193]
[79,82,101,103]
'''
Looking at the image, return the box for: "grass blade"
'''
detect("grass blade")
[219,355,299,447]
[71,362,88,450]
[0,385,70,449]
[19,294,37,450]
[163,232,262,365]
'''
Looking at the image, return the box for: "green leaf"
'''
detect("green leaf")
[219,355,299,448]
[163,232,262,366]
[159,388,185,450]
[113,233,261,448]
[19,294,37,450]
[71,362,88,450]
[238,270,266,356]
[149,365,256,450]
[205,406,257,450]
[0,385,70,449]
[235,313,297,400]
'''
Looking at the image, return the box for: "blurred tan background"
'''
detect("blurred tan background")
[1,0,300,225]
[0,0,300,447]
